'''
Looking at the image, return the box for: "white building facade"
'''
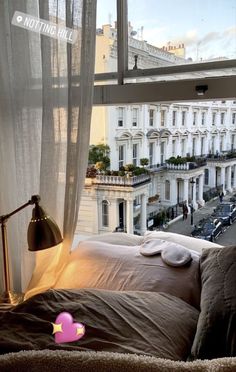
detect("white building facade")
[76,24,236,236]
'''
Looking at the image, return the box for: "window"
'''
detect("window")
[132,108,138,126]
[201,137,204,156]
[149,109,154,126]
[192,138,196,156]
[232,112,236,125]
[102,200,109,227]
[172,110,176,126]
[160,141,165,164]
[149,142,154,166]
[165,180,170,200]
[231,134,235,151]
[132,143,138,166]
[172,139,176,156]
[181,138,185,156]
[182,111,186,126]
[204,169,209,185]
[201,112,205,125]
[220,135,224,152]
[212,112,216,125]
[212,137,215,154]
[193,112,197,126]
[118,107,124,127]
[160,110,165,127]
[221,112,225,125]
[118,144,125,169]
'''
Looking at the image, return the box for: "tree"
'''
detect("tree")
[88,144,110,169]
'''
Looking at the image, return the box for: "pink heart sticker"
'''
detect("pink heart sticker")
[54,312,85,344]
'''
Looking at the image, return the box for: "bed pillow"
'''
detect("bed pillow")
[143,231,222,253]
[0,288,199,361]
[191,245,236,359]
[55,240,201,308]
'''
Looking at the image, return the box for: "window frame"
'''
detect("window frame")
[93,0,236,105]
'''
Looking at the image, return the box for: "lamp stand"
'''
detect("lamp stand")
[0,195,63,305]
[1,221,24,305]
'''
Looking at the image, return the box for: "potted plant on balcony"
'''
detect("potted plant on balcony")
[140,158,149,167]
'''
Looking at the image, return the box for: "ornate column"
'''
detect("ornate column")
[209,167,216,188]
[192,177,197,209]
[140,193,147,236]
[227,165,232,192]
[183,179,189,205]
[233,165,236,190]
[170,178,177,205]
[198,174,205,205]
[126,198,134,234]
[110,199,119,231]
[220,167,226,194]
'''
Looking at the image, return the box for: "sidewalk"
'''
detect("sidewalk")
[166,193,233,237]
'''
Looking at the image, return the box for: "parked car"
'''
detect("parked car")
[191,218,223,242]
[212,202,236,225]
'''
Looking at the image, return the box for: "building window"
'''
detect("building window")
[133,143,138,166]
[232,112,236,125]
[182,111,186,126]
[149,109,154,126]
[193,111,197,126]
[118,145,125,169]
[165,180,170,200]
[102,200,109,227]
[192,138,196,156]
[132,108,138,127]
[201,137,204,156]
[220,135,224,152]
[160,141,165,164]
[160,110,165,127]
[212,112,216,126]
[204,169,209,185]
[118,107,124,127]
[231,134,235,151]
[149,142,154,166]
[172,139,176,156]
[221,112,225,125]
[172,111,176,126]
[212,137,215,154]
[181,139,185,156]
[201,112,205,125]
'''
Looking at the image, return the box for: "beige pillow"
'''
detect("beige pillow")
[55,240,201,308]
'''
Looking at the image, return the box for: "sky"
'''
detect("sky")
[97,0,236,61]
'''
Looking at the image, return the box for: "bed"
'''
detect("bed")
[0,232,235,371]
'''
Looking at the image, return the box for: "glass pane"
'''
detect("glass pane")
[128,0,236,69]
[96,0,117,73]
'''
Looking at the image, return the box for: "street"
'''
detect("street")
[167,194,236,246]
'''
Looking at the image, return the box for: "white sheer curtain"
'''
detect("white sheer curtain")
[0,0,96,298]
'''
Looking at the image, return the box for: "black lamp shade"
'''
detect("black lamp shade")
[27,204,63,251]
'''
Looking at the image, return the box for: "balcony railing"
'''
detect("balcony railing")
[166,161,206,171]
[94,173,151,186]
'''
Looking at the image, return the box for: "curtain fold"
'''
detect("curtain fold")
[0,0,97,298]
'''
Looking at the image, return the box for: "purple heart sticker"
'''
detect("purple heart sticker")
[54,312,85,344]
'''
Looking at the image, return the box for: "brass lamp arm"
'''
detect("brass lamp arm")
[0,195,40,224]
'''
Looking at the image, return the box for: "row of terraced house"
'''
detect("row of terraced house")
[76,23,236,236]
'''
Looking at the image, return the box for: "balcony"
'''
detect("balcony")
[166,161,206,171]
[94,173,151,186]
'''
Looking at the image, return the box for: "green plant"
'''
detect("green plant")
[88,144,110,169]
[86,166,97,178]
[140,158,149,167]
[124,163,135,172]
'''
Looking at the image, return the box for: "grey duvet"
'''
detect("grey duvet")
[0,288,199,361]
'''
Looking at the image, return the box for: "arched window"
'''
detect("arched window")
[165,180,170,200]
[102,200,109,227]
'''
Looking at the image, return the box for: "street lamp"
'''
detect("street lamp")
[190,177,196,226]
